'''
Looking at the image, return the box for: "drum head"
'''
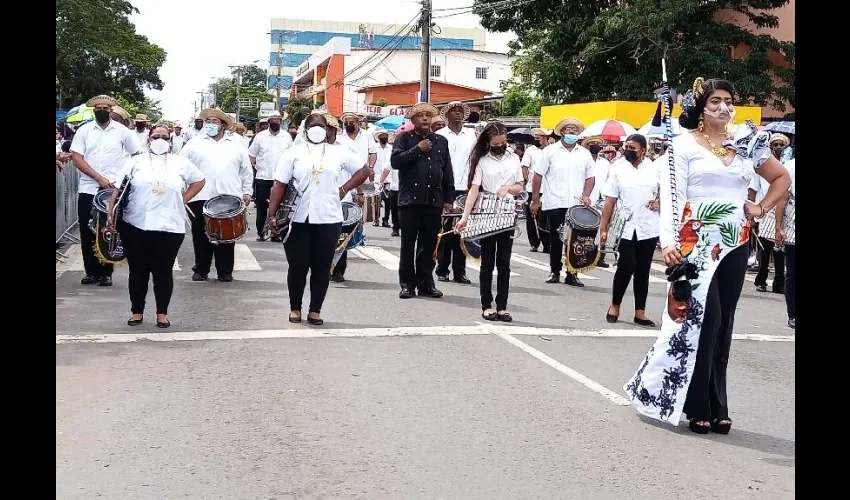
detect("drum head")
[568,206,601,230]
[93,188,115,213]
[203,195,244,218]
[453,194,467,212]
[360,183,377,195]
[341,201,363,226]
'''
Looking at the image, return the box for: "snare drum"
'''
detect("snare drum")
[88,188,115,233]
[558,205,601,242]
[203,195,248,244]
[340,201,364,249]
[560,205,602,274]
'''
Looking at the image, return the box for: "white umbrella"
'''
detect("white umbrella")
[637,120,682,139]
[579,119,637,141]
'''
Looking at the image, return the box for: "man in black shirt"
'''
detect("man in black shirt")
[391,103,455,299]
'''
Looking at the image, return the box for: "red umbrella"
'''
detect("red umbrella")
[580,120,638,141]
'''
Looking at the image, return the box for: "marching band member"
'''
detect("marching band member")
[391,102,455,299]
[133,114,150,145]
[775,157,795,329]
[583,135,613,268]
[70,94,142,287]
[380,133,401,236]
[181,108,253,282]
[624,78,791,434]
[248,110,293,242]
[522,128,553,253]
[599,134,660,327]
[530,117,595,287]
[107,125,206,328]
[327,114,366,283]
[455,122,524,322]
[436,101,476,284]
[183,117,205,142]
[430,116,446,133]
[171,123,185,154]
[267,113,371,325]
[374,129,392,227]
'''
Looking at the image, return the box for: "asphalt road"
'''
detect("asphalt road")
[56,212,794,499]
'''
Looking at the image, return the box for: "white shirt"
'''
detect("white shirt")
[337,129,377,165]
[113,153,205,234]
[374,142,392,182]
[331,140,364,203]
[70,119,142,195]
[521,144,541,192]
[589,155,612,204]
[171,132,185,154]
[536,142,596,210]
[273,142,364,224]
[183,127,204,142]
[438,126,477,191]
[471,151,524,194]
[659,133,767,248]
[135,129,149,146]
[603,158,660,241]
[389,169,400,191]
[248,129,294,180]
[785,158,795,198]
[180,135,253,202]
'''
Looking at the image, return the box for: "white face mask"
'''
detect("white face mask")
[149,138,170,155]
[306,126,327,144]
[204,123,220,137]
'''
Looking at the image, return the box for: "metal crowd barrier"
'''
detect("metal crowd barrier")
[56,160,81,262]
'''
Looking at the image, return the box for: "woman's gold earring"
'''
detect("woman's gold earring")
[698,117,704,133]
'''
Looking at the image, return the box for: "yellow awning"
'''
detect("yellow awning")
[540,101,762,130]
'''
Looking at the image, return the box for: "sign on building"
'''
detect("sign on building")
[364,104,407,116]
[238,97,260,109]
[259,102,276,111]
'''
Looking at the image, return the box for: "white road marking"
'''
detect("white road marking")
[173,259,181,271]
[353,246,399,271]
[233,244,262,271]
[510,253,599,280]
[55,324,795,344]
[465,260,521,277]
[495,331,631,406]
[651,262,772,286]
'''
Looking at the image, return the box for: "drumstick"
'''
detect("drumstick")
[185,204,196,219]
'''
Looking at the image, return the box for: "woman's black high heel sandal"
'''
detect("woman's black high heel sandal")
[688,418,710,434]
[710,418,732,434]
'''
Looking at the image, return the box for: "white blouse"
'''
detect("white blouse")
[659,132,769,248]
[603,157,660,241]
[471,151,524,194]
[274,142,364,224]
[113,154,205,234]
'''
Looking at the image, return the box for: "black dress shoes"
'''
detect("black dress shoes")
[565,274,585,288]
[545,273,560,283]
[417,287,443,298]
[453,275,472,284]
[99,276,113,287]
[399,287,416,299]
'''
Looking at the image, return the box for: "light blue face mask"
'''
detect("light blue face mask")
[204,123,220,137]
[562,134,579,145]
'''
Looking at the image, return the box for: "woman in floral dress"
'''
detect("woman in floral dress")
[624,78,791,434]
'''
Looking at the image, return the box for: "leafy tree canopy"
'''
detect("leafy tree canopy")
[477,0,794,111]
[285,96,317,129]
[209,65,276,123]
[493,82,549,116]
[56,0,167,108]
[116,95,163,123]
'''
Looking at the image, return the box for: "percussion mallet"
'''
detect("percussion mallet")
[185,204,196,219]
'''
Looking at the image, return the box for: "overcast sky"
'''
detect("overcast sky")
[130,0,513,123]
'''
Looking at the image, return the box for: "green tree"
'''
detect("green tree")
[493,83,547,116]
[241,65,269,90]
[285,96,315,128]
[477,0,795,111]
[116,96,164,122]
[56,0,167,108]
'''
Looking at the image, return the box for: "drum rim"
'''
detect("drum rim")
[203,194,246,218]
[93,188,115,212]
[341,201,364,226]
[567,205,601,230]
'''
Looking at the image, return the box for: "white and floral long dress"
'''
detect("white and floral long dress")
[623,122,771,425]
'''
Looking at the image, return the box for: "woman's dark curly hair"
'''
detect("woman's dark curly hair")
[678,79,735,130]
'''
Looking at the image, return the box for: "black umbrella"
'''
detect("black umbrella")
[507,127,535,144]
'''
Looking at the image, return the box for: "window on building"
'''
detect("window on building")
[475,67,488,80]
[430,65,441,78]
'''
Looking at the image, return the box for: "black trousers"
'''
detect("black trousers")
[544,208,575,276]
[78,193,113,278]
[386,190,400,230]
[479,231,514,311]
[683,245,748,421]
[398,204,442,289]
[188,200,235,276]
[524,202,550,251]
[254,179,274,236]
[436,190,467,278]
[120,222,184,315]
[785,244,796,320]
[284,221,341,313]
[755,237,785,287]
[612,233,658,311]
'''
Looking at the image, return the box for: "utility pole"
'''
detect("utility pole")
[197,91,205,110]
[276,32,284,111]
[230,65,243,124]
[419,0,432,103]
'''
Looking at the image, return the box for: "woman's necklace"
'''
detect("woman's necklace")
[702,128,730,159]
[150,153,169,194]
[308,144,327,185]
